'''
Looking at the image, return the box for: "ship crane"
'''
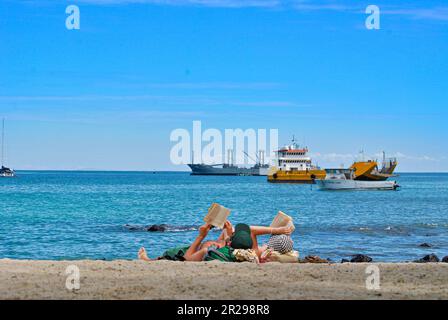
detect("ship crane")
[243,150,266,166]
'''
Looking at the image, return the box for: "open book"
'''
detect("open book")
[270,211,295,232]
[203,203,230,229]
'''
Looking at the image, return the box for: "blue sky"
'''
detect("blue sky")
[0,0,447,171]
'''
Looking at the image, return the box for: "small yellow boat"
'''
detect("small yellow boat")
[267,138,325,184]
[350,152,398,181]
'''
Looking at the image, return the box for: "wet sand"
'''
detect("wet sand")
[0,259,447,300]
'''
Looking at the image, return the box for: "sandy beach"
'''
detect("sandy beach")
[0,259,447,300]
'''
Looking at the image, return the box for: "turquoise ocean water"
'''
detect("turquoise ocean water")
[1,171,447,262]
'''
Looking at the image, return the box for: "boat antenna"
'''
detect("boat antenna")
[1,118,4,167]
[359,149,365,161]
[291,135,298,149]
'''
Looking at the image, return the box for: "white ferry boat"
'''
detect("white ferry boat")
[267,137,325,183]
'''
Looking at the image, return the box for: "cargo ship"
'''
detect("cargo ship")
[267,138,325,183]
[188,163,268,176]
[0,119,15,178]
[188,150,269,176]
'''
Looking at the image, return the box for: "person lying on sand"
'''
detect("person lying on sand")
[138,221,232,262]
[234,223,295,261]
[138,220,293,262]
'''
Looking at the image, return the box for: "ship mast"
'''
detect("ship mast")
[359,149,365,162]
[1,118,4,168]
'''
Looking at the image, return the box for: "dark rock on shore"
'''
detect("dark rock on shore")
[442,256,448,263]
[350,254,373,263]
[419,243,432,248]
[341,259,350,263]
[300,256,330,263]
[146,224,169,232]
[414,254,439,263]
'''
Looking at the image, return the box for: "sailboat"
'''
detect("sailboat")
[0,118,15,177]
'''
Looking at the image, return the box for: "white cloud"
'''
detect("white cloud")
[229,101,307,107]
[75,0,280,8]
[292,1,448,21]
[383,7,448,21]
[144,82,281,90]
[309,152,356,162]
[0,95,164,102]
[310,151,445,166]
[381,152,444,162]
[293,1,352,12]
[18,0,448,21]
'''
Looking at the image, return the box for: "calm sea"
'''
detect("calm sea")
[1,171,447,262]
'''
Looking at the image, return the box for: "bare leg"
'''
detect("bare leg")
[138,247,153,261]
[183,224,212,261]
[251,232,260,255]
[250,225,293,237]
[249,226,292,258]
[183,247,209,261]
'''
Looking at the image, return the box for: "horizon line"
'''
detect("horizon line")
[11,169,448,174]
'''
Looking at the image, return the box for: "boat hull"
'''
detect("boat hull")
[0,173,15,177]
[267,169,326,184]
[0,167,15,178]
[316,179,398,190]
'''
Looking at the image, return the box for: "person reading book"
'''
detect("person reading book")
[138,204,294,262]
[184,221,294,261]
[138,220,294,262]
[138,221,232,262]
[216,211,296,261]
[258,211,296,261]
